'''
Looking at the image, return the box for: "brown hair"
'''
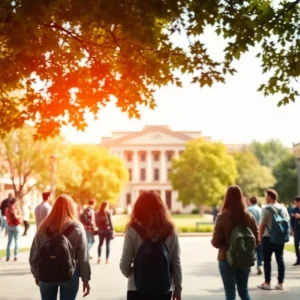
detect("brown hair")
[221,185,248,224]
[249,196,258,205]
[266,189,278,201]
[99,201,108,215]
[38,194,76,234]
[126,190,175,239]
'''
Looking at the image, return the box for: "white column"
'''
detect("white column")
[160,150,166,182]
[133,150,139,182]
[146,150,152,182]
[161,189,166,204]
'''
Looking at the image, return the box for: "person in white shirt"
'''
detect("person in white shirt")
[35,192,52,228]
[22,200,31,236]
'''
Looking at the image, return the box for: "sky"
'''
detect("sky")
[62,28,300,147]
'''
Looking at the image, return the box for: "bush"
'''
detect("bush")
[191,208,199,215]
[177,224,214,233]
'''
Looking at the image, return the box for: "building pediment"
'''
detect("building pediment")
[101,126,193,146]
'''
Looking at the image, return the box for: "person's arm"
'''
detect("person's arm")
[211,214,226,249]
[76,224,91,283]
[172,233,182,300]
[249,214,260,246]
[107,212,114,231]
[120,228,134,278]
[29,233,41,281]
[259,208,269,240]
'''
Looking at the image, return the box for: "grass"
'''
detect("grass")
[285,244,295,252]
[113,214,214,233]
[0,247,30,258]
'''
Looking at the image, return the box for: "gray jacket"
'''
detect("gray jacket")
[120,226,182,297]
[29,221,91,282]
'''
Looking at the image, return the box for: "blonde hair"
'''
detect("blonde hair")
[38,194,77,234]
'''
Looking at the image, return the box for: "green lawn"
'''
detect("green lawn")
[0,247,30,258]
[113,214,214,233]
[285,244,295,252]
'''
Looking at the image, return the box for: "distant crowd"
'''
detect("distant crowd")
[0,187,299,300]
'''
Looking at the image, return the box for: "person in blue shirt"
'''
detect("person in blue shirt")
[247,196,263,275]
[291,195,300,266]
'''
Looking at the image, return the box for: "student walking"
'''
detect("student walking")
[96,201,114,264]
[258,189,290,290]
[0,193,13,236]
[22,200,31,236]
[291,195,300,266]
[212,185,259,300]
[80,200,96,258]
[29,194,91,300]
[120,190,182,300]
[5,198,22,262]
[35,192,52,228]
[247,196,263,275]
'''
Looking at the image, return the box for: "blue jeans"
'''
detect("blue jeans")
[262,237,285,283]
[39,270,79,300]
[1,216,7,234]
[6,225,20,259]
[256,244,263,267]
[86,231,95,252]
[219,261,251,300]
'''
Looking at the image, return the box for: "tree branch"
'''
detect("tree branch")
[274,0,300,23]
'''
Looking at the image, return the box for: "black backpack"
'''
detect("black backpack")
[37,224,76,282]
[80,208,92,226]
[132,223,173,295]
[97,212,109,230]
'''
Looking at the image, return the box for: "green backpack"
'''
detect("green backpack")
[226,225,256,268]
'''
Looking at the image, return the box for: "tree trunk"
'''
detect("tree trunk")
[199,204,205,217]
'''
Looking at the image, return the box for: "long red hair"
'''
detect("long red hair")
[221,185,248,224]
[38,194,77,234]
[126,190,174,238]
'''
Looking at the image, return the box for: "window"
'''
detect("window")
[140,168,146,181]
[126,193,132,205]
[140,152,146,162]
[154,168,160,181]
[126,152,133,162]
[166,152,173,162]
[128,169,132,181]
[153,152,160,162]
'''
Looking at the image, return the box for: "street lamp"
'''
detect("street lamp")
[50,155,57,201]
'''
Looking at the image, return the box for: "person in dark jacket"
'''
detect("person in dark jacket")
[0,193,13,236]
[96,201,114,264]
[291,195,300,266]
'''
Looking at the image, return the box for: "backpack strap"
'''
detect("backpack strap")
[158,226,173,244]
[131,223,146,240]
[63,223,75,237]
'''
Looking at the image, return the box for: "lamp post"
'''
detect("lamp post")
[50,155,57,201]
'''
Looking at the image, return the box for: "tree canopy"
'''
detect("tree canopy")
[1,0,299,137]
[169,139,237,209]
[56,145,128,205]
[249,139,290,169]
[233,150,276,197]
[273,153,297,203]
[1,125,69,198]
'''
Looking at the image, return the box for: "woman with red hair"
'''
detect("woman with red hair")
[120,190,182,300]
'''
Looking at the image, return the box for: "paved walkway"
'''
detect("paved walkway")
[0,235,299,300]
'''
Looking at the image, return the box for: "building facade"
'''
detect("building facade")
[101,125,242,213]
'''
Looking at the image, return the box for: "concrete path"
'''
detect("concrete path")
[0,236,299,300]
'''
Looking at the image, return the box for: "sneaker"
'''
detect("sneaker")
[106,259,109,264]
[97,258,101,264]
[89,256,93,260]
[257,267,263,275]
[275,283,284,290]
[14,257,18,262]
[257,283,272,290]
[6,258,10,262]
[293,261,300,266]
